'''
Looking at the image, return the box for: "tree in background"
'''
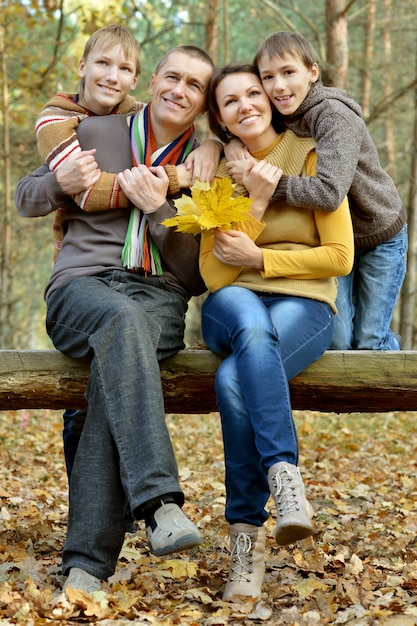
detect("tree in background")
[1,0,78,348]
[2,0,417,348]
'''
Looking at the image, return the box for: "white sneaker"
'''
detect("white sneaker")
[63,567,102,595]
[146,502,203,556]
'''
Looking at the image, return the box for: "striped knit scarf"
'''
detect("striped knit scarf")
[121,103,195,274]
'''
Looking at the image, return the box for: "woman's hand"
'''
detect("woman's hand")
[213,229,264,269]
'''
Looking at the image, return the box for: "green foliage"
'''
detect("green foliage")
[2,0,417,347]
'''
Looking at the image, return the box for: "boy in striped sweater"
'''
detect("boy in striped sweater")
[36,24,142,258]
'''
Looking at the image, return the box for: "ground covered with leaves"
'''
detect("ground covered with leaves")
[0,408,417,625]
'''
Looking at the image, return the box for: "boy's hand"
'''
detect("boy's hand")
[224,138,246,161]
[226,158,255,185]
[175,163,194,189]
[245,160,282,221]
[245,160,282,200]
[56,149,101,195]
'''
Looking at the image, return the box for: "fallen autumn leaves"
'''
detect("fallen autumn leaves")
[0,408,417,625]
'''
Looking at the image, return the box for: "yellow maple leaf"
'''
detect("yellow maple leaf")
[158,559,198,579]
[162,178,252,234]
[293,577,330,600]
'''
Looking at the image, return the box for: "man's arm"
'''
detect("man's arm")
[15,150,101,218]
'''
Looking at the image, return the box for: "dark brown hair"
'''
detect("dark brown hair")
[207,63,261,144]
[254,31,319,72]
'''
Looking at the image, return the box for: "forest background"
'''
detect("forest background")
[1,0,417,350]
[1,2,417,624]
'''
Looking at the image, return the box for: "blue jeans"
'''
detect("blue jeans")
[46,270,188,579]
[201,287,333,526]
[331,225,407,350]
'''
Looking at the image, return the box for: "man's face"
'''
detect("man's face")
[149,51,213,138]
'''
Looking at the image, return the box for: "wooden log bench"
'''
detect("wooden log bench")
[0,349,416,413]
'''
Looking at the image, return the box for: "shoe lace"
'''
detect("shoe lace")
[230,531,254,582]
[271,467,301,516]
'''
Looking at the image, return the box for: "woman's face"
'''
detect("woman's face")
[216,72,275,148]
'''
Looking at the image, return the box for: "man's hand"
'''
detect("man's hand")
[55,149,101,195]
[117,165,169,213]
[184,139,222,183]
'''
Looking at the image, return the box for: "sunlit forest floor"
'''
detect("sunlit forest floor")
[0,407,417,625]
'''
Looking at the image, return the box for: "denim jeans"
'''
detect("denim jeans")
[46,270,188,579]
[201,286,333,526]
[62,409,86,479]
[331,224,407,350]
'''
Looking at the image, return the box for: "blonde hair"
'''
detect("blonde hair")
[79,24,141,95]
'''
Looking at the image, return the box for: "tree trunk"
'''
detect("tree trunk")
[205,0,220,63]
[382,0,397,179]
[0,24,13,349]
[223,0,229,64]
[324,0,348,88]
[399,41,417,349]
[360,0,376,117]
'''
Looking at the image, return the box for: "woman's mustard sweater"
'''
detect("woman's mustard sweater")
[199,130,354,314]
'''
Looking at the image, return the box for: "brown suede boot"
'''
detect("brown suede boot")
[223,523,265,601]
[268,461,314,546]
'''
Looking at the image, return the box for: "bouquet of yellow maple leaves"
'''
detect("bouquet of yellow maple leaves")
[162,178,252,235]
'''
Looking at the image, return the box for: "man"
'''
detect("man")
[15,46,215,594]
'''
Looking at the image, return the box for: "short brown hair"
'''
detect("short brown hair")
[154,45,214,75]
[254,31,318,71]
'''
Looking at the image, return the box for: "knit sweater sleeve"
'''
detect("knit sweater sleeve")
[36,95,89,170]
[263,154,354,278]
[200,156,354,292]
[36,94,141,212]
[272,103,363,211]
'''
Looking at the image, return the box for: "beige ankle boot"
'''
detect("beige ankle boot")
[268,461,314,546]
[223,523,265,601]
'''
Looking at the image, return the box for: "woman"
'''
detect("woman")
[200,64,354,602]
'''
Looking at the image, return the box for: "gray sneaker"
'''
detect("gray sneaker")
[146,502,203,556]
[63,567,102,595]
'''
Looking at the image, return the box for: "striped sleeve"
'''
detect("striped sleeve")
[36,107,87,171]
